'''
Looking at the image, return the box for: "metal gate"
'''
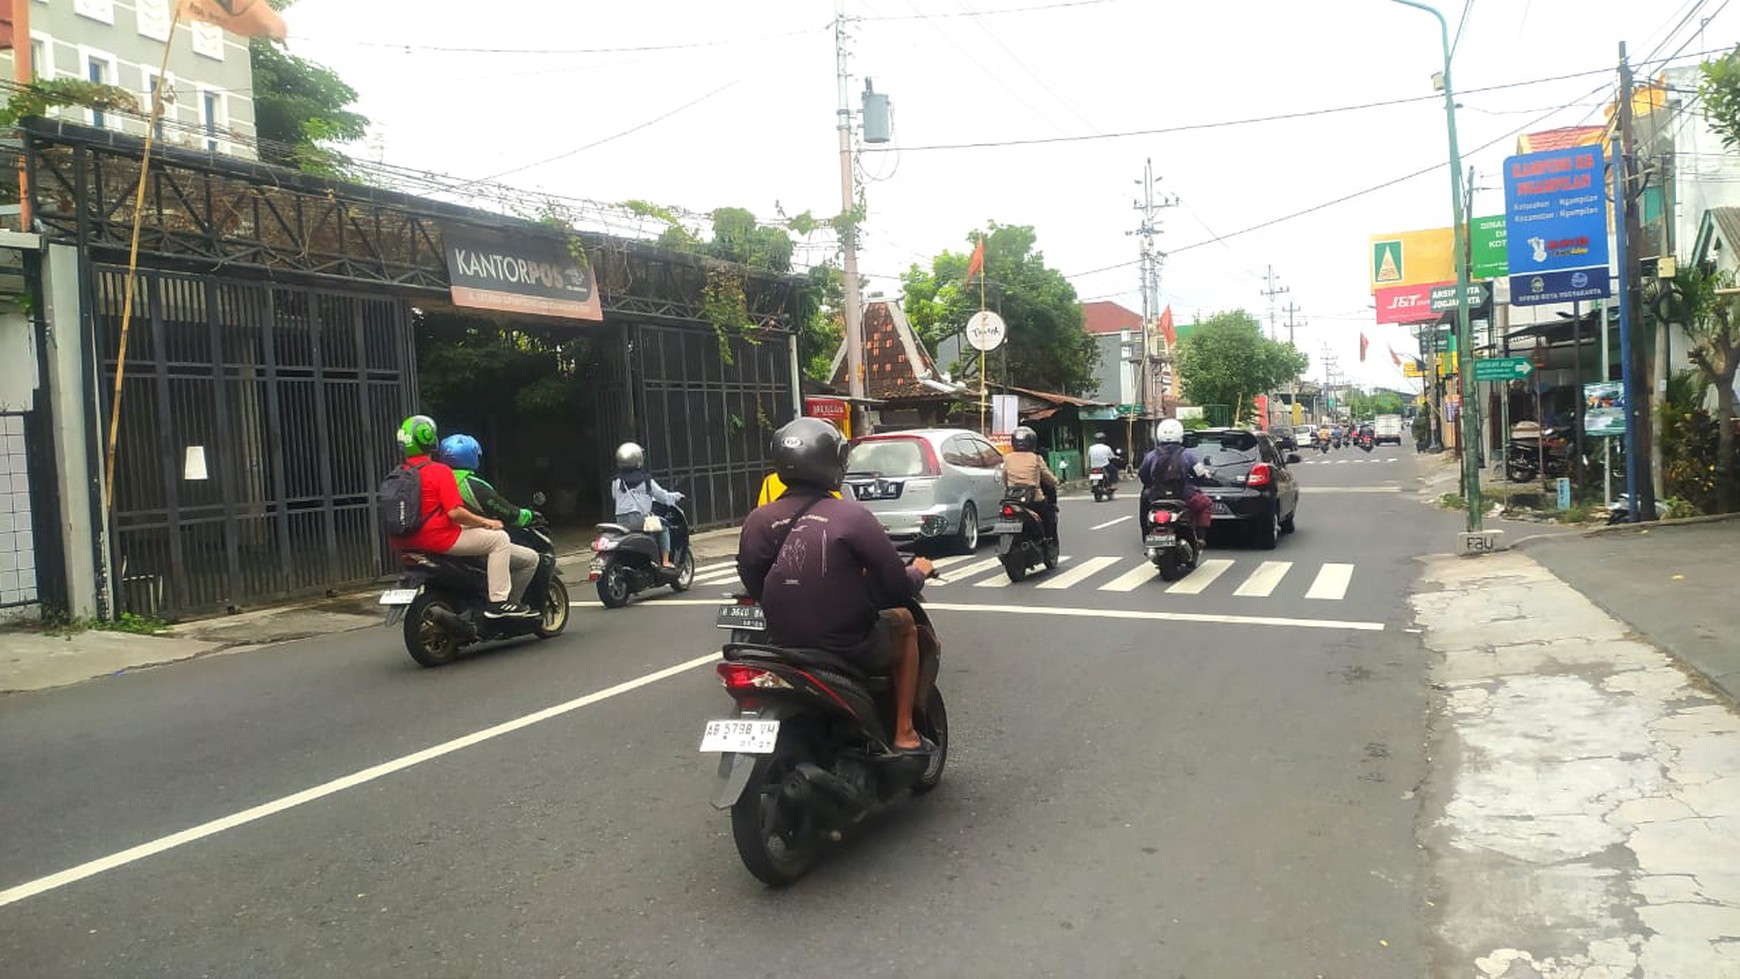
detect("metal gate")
[95,267,414,617]
[598,322,792,528]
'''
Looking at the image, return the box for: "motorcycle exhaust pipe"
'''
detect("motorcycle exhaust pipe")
[427,605,476,642]
[782,762,868,820]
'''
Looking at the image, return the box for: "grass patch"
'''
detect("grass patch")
[31,607,171,638]
[1439,493,1468,511]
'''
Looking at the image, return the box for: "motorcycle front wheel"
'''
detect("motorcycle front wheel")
[731,744,821,886]
[536,577,571,638]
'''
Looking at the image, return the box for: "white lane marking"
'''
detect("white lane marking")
[1037,555,1117,590]
[1233,560,1292,598]
[0,651,722,909]
[1165,558,1235,595]
[1300,486,1401,493]
[930,554,977,570]
[1100,562,1160,592]
[695,560,735,575]
[1334,459,1349,465]
[1306,563,1356,601]
[935,556,1004,584]
[975,555,1072,588]
[927,601,1384,632]
[571,598,734,608]
[1090,515,1132,531]
[692,568,740,584]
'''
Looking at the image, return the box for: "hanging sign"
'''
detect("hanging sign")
[965,311,1007,351]
[443,226,603,321]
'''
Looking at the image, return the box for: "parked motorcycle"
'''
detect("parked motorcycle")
[702,573,948,886]
[1505,427,1576,482]
[381,494,569,667]
[994,486,1060,581]
[590,499,697,606]
[1142,497,1202,582]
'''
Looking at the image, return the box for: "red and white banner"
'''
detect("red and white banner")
[1372,283,1444,324]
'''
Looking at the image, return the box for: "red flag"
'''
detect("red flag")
[962,238,985,288]
[1159,306,1177,347]
[1359,333,1369,362]
[1389,345,1402,368]
[177,1,288,41]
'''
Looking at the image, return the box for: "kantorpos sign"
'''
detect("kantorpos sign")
[443,227,603,321]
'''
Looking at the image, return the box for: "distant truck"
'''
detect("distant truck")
[1373,414,1404,446]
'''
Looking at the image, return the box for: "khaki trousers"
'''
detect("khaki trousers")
[445,528,538,604]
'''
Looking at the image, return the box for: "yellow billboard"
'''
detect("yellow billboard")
[1369,227,1455,292]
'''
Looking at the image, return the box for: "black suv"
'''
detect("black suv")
[1183,427,1301,549]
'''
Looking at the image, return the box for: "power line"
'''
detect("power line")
[899,0,1074,135]
[953,0,1101,134]
[316,26,825,57]
[861,0,1117,19]
[1451,0,1475,60]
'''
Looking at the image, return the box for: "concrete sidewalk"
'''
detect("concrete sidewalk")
[0,523,743,695]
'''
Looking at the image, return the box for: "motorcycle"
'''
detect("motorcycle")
[994,486,1060,582]
[1359,433,1374,452]
[381,493,570,668]
[1142,496,1202,582]
[702,568,948,886]
[590,498,697,607]
[1505,427,1576,482]
[1089,458,1120,502]
[1316,435,1331,455]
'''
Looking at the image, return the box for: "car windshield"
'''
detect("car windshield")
[845,438,928,477]
[1184,431,1262,468]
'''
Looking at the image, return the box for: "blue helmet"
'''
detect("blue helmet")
[438,434,481,471]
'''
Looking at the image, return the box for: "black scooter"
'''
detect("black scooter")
[382,496,569,668]
[1142,496,1202,582]
[590,499,697,607]
[703,572,948,886]
[995,486,1060,581]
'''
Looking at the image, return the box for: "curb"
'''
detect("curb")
[1508,511,1740,550]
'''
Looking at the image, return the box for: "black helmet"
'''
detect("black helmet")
[1011,426,1038,452]
[772,418,849,491]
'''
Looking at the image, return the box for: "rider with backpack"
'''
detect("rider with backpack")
[380,415,536,620]
[1138,419,1213,539]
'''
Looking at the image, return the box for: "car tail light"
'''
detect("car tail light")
[1000,504,1017,518]
[734,594,757,606]
[917,439,942,476]
[1246,463,1274,488]
[717,663,792,691]
[1151,510,1173,524]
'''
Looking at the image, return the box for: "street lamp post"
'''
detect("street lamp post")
[1391,0,1482,534]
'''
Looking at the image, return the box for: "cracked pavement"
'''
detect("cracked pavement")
[1412,551,1740,978]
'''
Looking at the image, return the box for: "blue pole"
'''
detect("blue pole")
[1613,99,1640,524]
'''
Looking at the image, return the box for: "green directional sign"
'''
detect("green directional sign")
[1473,356,1534,382]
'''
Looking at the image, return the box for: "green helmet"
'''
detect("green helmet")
[397,414,438,457]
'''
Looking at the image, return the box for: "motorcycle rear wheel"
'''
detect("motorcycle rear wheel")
[731,746,822,886]
[1001,552,1028,582]
[404,593,461,668]
[912,687,949,794]
[1157,550,1182,582]
[596,564,632,608]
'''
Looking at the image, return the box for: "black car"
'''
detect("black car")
[1270,426,1299,451]
[1183,427,1301,549]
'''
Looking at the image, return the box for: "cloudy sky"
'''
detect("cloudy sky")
[279,0,1739,390]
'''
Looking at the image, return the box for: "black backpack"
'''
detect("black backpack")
[378,461,433,537]
[1150,446,1191,500]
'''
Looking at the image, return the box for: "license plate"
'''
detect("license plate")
[715,604,767,631]
[993,521,1024,534]
[1144,533,1176,547]
[1089,473,1103,482]
[1212,501,1233,515]
[378,588,419,605]
[700,718,780,754]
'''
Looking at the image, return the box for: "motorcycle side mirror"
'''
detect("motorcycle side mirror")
[531,491,547,507]
[1287,453,1302,464]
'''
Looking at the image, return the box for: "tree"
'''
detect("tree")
[250,1,369,177]
[1173,310,1309,424]
[1700,46,1740,151]
[900,223,1099,395]
[1675,264,1740,511]
[1346,388,1405,419]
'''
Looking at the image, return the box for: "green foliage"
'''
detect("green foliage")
[1673,264,1740,511]
[1173,310,1310,423]
[1663,496,1704,520]
[249,12,369,178]
[1345,388,1405,419]
[798,263,846,381]
[416,313,593,426]
[1439,493,1468,510]
[0,79,139,128]
[900,223,1099,395]
[35,606,169,637]
[1700,46,1740,152]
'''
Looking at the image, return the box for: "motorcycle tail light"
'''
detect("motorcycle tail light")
[1000,504,1017,518]
[1246,463,1274,488]
[1151,510,1173,524]
[717,663,792,691]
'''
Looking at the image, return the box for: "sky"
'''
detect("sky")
[277,0,1740,392]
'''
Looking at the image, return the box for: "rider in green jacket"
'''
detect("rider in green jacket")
[437,433,540,602]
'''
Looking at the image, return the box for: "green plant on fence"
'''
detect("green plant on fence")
[0,79,139,128]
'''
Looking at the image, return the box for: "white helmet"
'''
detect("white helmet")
[1155,419,1185,444]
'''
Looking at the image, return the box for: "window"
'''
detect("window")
[74,0,115,25]
[27,34,48,81]
[970,438,1004,468]
[142,70,171,140]
[82,49,119,129]
[941,437,974,469]
[845,439,928,478]
[192,21,225,60]
[136,0,172,42]
[201,89,227,152]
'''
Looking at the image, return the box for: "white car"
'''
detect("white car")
[842,428,1006,552]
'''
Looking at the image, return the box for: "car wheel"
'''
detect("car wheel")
[953,503,980,554]
[1254,504,1280,550]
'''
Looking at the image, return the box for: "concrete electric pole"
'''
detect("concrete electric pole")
[835,1,867,435]
[1131,159,1178,417]
[1261,266,1290,342]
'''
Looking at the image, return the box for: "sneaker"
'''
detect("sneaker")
[485,602,538,619]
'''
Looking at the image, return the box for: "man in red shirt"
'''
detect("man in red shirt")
[393,415,536,619]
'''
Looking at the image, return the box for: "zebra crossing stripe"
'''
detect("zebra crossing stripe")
[975,555,1074,587]
[1037,556,1117,590]
[1099,562,1160,592]
[938,556,1004,584]
[1164,558,1234,594]
[1305,563,1355,600]
[1233,560,1292,597]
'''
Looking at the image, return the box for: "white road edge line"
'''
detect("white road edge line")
[0,652,722,909]
[571,599,731,608]
[1089,515,1132,531]
[926,601,1385,632]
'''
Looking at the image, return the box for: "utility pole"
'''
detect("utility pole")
[1284,302,1302,425]
[1261,267,1290,342]
[1615,43,1656,522]
[835,2,867,436]
[1131,158,1178,417]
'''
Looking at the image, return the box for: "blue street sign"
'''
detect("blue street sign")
[1504,147,1611,307]
[1511,268,1612,305]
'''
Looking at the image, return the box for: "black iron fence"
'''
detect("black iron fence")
[96,266,413,617]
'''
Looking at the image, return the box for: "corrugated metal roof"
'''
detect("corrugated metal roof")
[1710,206,1740,254]
[998,384,1113,408]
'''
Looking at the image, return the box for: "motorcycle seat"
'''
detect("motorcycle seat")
[596,522,635,535]
[723,641,878,681]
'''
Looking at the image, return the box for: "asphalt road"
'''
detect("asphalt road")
[0,443,1464,978]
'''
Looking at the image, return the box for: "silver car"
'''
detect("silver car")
[842,428,1006,552]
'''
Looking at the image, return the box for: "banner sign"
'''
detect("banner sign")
[1503,148,1611,306]
[1373,282,1442,324]
[443,227,603,321]
[1471,216,1507,279]
[1430,282,1490,312]
[1370,227,1454,291]
[1584,381,1626,437]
